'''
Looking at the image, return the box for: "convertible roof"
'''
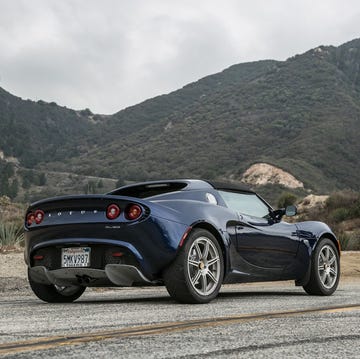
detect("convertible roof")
[205,180,253,193]
[108,179,254,198]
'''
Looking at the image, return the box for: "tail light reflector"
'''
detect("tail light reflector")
[179,227,192,247]
[35,210,45,224]
[112,252,123,257]
[106,204,121,220]
[27,212,35,226]
[27,210,45,226]
[125,204,142,220]
[33,255,44,260]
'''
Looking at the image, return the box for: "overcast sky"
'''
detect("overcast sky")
[0,0,359,114]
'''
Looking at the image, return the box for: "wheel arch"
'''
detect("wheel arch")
[190,221,229,274]
[318,232,341,256]
[295,231,340,287]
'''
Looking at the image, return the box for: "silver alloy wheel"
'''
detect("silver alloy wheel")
[318,244,338,289]
[187,236,221,296]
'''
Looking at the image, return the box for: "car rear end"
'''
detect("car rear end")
[24,195,188,288]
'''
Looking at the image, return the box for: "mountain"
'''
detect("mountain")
[0,87,100,166]
[58,38,360,191]
[1,38,360,200]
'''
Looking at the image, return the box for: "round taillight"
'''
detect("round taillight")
[125,204,142,220]
[106,204,121,220]
[27,212,35,226]
[35,210,45,224]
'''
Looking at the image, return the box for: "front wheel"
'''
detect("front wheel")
[303,238,340,296]
[164,229,224,304]
[28,269,86,303]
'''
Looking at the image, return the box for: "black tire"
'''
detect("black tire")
[28,269,86,303]
[303,238,340,296]
[163,229,224,304]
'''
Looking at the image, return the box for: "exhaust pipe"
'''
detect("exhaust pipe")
[76,274,95,285]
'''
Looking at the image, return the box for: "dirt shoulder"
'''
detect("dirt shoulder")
[340,251,360,278]
[0,250,359,292]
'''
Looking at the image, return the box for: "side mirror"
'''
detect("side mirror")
[285,205,297,217]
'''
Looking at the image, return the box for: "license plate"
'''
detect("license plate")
[61,247,91,268]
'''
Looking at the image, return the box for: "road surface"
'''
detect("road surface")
[0,279,359,358]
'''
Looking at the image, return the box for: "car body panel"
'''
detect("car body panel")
[24,179,339,290]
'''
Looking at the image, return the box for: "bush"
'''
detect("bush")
[0,222,24,247]
[326,191,358,210]
[349,231,360,250]
[337,231,352,250]
[277,192,297,208]
[337,230,360,250]
[0,195,11,206]
[331,208,350,223]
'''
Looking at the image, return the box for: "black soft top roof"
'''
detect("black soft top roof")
[108,179,254,198]
[205,180,253,193]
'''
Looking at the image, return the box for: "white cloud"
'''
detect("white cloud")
[0,0,359,113]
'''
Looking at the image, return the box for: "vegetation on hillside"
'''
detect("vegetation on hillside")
[42,39,360,192]
[1,39,360,198]
[0,196,24,249]
[298,190,360,250]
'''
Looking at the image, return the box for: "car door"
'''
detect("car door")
[218,190,300,280]
[236,213,299,271]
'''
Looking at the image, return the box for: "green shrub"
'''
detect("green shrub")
[337,232,351,250]
[277,192,297,208]
[349,202,360,218]
[0,222,24,247]
[0,195,11,206]
[349,231,360,250]
[330,208,351,223]
[338,231,360,251]
[326,191,358,210]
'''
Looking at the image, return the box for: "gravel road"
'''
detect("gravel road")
[0,251,359,358]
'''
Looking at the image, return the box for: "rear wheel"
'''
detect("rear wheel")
[303,238,340,296]
[28,269,86,303]
[164,229,224,304]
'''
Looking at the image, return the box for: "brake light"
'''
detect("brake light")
[35,210,45,224]
[125,204,142,220]
[27,212,35,226]
[27,210,45,226]
[106,204,121,220]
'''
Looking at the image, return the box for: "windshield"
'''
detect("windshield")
[219,190,270,218]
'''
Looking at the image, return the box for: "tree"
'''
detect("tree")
[84,180,97,194]
[38,173,47,186]
[22,176,31,189]
[8,179,19,199]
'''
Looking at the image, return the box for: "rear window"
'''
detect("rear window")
[108,182,187,198]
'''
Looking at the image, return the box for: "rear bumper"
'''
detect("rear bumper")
[24,216,189,278]
[29,264,158,287]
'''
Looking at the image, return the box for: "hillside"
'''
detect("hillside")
[1,38,360,200]
[0,88,100,166]
[46,38,360,192]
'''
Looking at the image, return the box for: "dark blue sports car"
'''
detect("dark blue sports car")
[24,179,340,304]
